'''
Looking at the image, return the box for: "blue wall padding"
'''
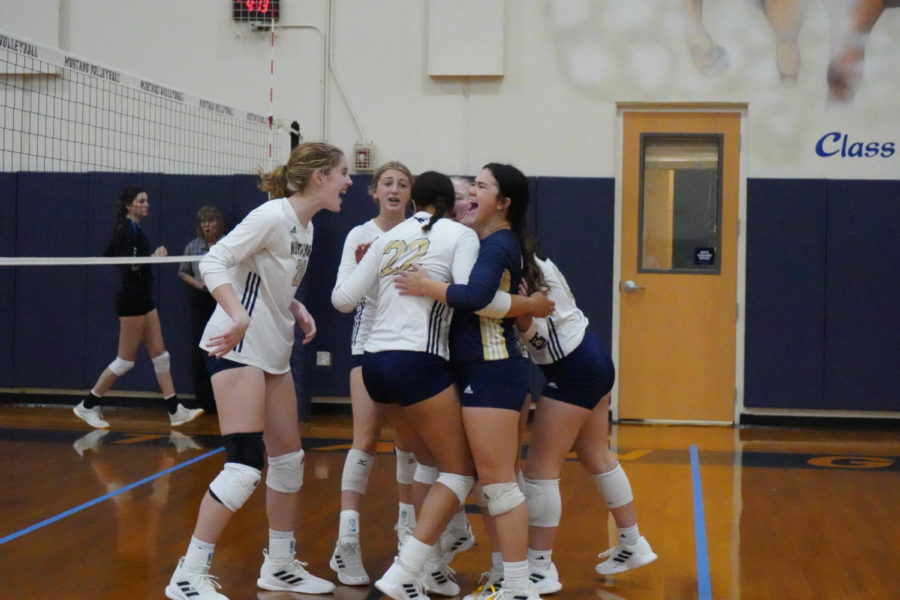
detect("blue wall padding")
[532,177,615,345]
[824,180,900,411]
[745,179,828,409]
[0,173,17,387]
[15,173,92,387]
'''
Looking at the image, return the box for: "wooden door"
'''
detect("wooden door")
[618,110,741,422]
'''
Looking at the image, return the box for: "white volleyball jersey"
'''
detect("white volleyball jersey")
[200,198,313,374]
[336,219,388,356]
[517,256,589,365]
[332,211,480,360]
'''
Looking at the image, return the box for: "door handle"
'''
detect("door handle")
[621,280,644,293]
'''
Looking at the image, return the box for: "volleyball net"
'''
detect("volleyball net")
[0,29,293,401]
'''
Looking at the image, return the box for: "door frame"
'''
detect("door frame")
[611,102,749,424]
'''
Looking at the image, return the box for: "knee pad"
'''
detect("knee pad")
[396,449,418,485]
[473,482,488,509]
[209,462,261,512]
[108,357,134,376]
[414,463,439,485]
[482,481,525,516]
[593,463,634,509]
[222,432,265,470]
[341,449,373,494]
[524,477,561,527]
[267,449,305,493]
[436,472,475,505]
[151,351,170,373]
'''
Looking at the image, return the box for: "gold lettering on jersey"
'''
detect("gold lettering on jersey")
[379,238,430,277]
[291,241,312,286]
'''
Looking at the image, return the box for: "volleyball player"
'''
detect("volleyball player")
[332,171,481,599]
[396,163,548,600]
[73,186,203,430]
[517,253,656,595]
[165,142,350,600]
[329,161,425,586]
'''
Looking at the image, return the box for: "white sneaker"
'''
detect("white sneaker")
[375,558,430,600]
[73,429,109,457]
[73,401,109,429]
[486,582,541,600]
[330,541,370,585]
[595,536,658,575]
[529,561,561,594]
[165,557,228,600]
[170,404,204,427]
[257,549,335,594]
[463,571,503,600]
[440,521,476,563]
[423,560,460,596]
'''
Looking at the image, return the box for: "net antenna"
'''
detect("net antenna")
[0,28,284,174]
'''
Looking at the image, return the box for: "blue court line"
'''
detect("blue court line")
[0,447,224,546]
[690,445,713,600]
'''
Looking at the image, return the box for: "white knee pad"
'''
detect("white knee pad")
[151,351,170,373]
[341,449,373,494]
[524,477,561,527]
[473,482,488,509]
[436,472,475,505]
[593,463,634,509]
[395,449,418,485]
[209,462,261,512]
[414,463,439,485]
[108,357,134,376]
[266,449,305,493]
[482,481,525,516]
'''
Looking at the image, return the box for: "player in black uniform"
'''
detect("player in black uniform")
[73,186,203,429]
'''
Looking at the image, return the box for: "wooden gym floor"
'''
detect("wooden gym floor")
[0,403,897,600]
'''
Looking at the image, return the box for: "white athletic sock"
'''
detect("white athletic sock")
[397,502,416,529]
[398,535,431,574]
[527,547,553,570]
[184,536,215,571]
[447,507,468,532]
[503,560,529,591]
[268,529,295,559]
[619,523,640,545]
[339,509,361,544]
[490,551,504,575]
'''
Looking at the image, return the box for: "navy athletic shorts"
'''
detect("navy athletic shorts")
[362,351,455,407]
[455,356,530,411]
[539,329,615,410]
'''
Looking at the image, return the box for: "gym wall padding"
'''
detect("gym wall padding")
[745,179,828,409]
[823,180,900,411]
[0,173,17,388]
[4,172,897,415]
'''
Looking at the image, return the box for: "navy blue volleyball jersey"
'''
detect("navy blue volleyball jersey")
[104,219,152,289]
[446,228,524,363]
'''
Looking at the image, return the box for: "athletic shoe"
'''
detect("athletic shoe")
[529,561,561,594]
[484,582,541,600]
[73,401,109,429]
[595,536,658,575]
[463,571,503,600]
[165,557,228,600]
[170,404,204,427]
[375,558,430,600]
[330,541,370,585]
[257,549,335,594]
[440,521,476,563]
[423,560,460,596]
[73,429,109,457]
